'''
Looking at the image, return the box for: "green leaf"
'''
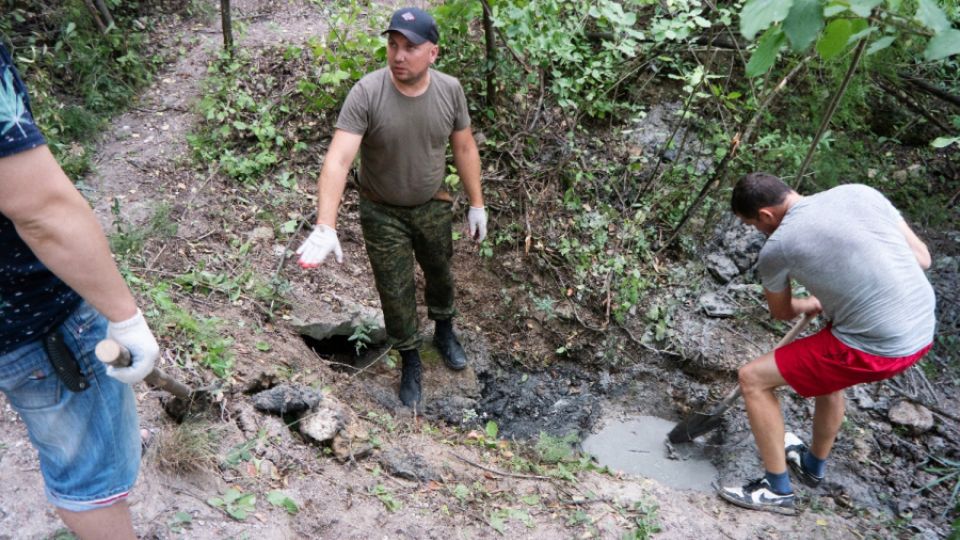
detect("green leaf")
[267,491,300,515]
[866,35,896,55]
[485,420,499,439]
[848,0,882,17]
[740,0,794,40]
[915,0,950,34]
[931,136,960,148]
[783,0,823,51]
[817,19,853,59]
[924,29,960,60]
[746,27,787,77]
[255,341,271,351]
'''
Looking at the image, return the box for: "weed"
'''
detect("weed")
[109,200,178,259]
[167,511,193,534]
[207,487,257,521]
[154,420,223,473]
[370,484,402,512]
[266,491,299,515]
[349,319,376,355]
[534,431,579,464]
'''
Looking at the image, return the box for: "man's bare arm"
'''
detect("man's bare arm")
[316,129,363,228]
[450,126,483,208]
[898,219,931,270]
[0,145,137,322]
[764,285,821,321]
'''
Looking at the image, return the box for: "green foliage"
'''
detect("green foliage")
[127,276,234,378]
[207,487,256,521]
[370,484,402,512]
[348,319,375,355]
[2,1,167,177]
[740,0,960,78]
[533,431,579,464]
[266,491,299,515]
[109,199,178,258]
[189,0,385,183]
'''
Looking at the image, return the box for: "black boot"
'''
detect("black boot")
[433,319,467,371]
[398,349,422,407]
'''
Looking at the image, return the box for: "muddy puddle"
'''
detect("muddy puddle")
[582,415,718,491]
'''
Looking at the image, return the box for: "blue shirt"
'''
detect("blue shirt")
[1,42,81,354]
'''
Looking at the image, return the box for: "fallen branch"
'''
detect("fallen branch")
[451,452,553,481]
[899,72,960,109]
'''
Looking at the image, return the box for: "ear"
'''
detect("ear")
[429,44,439,63]
[757,207,778,225]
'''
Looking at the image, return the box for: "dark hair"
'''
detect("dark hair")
[730,172,793,219]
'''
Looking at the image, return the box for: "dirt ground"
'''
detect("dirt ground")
[1,1,957,539]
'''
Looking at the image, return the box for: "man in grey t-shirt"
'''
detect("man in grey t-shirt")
[717,172,935,515]
[297,7,487,408]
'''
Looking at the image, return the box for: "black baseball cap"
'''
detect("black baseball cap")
[382,7,439,45]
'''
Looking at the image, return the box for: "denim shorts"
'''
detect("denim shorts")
[0,302,140,512]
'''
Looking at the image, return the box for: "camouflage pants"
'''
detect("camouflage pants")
[359,198,456,351]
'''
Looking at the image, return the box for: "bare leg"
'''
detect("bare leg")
[810,390,845,459]
[739,351,790,474]
[56,502,136,540]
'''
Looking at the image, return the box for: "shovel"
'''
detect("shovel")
[667,313,816,444]
[95,339,217,420]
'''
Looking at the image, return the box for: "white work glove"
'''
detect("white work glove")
[296,224,343,267]
[105,309,159,385]
[467,206,488,242]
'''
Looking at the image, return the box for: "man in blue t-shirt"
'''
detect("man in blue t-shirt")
[1,42,160,538]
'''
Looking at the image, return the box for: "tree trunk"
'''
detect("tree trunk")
[481,0,497,107]
[794,37,868,191]
[221,0,234,56]
[93,0,115,30]
[82,0,107,33]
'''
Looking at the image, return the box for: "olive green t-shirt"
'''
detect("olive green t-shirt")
[336,67,471,206]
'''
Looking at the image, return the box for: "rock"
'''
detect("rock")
[425,395,479,426]
[299,397,351,443]
[698,291,736,318]
[704,253,740,283]
[331,422,373,460]
[293,309,388,347]
[253,384,323,415]
[888,400,934,434]
[380,447,438,482]
[248,226,274,242]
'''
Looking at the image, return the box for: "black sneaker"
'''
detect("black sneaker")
[785,432,824,488]
[717,478,796,515]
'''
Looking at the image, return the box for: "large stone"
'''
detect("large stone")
[300,395,352,444]
[252,384,323,415]
[705,253,740,283]
[380,447,438,482]
[293,305,388,346]
[698,291,736,318]
[888,400,934,434]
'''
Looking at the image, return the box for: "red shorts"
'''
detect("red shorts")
[775,327,932,398]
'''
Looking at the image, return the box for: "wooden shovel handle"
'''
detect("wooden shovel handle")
[95,339,193,400]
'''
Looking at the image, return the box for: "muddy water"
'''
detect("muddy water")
[582,415,718,491]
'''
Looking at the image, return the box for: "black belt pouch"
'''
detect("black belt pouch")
[43,328,90,392]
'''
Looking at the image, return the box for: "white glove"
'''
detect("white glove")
[105,309,159,385]
[468,206,488,242]
[296,224,343,267]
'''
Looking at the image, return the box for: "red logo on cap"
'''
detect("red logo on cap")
[402,12,415,21]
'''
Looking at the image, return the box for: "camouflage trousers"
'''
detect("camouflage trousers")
[359,198,456,351]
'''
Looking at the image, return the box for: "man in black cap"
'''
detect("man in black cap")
[297,7,487,408]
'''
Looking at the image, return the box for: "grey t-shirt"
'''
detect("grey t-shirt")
[336,68,471,206]
[758,184,935,356]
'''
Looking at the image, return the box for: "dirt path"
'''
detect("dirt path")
[0,2,951,539]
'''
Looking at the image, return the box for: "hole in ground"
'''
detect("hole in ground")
[302,334,388,373]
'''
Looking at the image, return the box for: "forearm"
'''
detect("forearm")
[315,161,348,228]
[453,142,483,208]
[15,194,138,322]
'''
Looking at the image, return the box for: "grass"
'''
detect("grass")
[153,420,224,473]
